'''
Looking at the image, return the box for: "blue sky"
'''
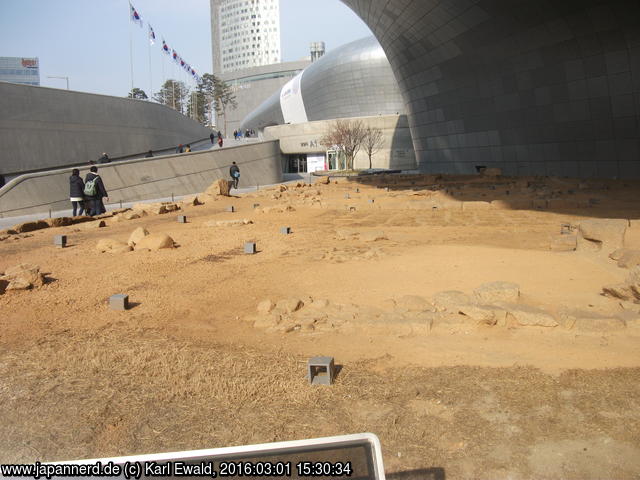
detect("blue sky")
[0,0,372,97]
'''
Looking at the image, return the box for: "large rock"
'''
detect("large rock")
[578,219,628,252]
[132,202,179,215]
[458,304,505,326]
[602,267,640,303]
[474,281,520,304]
[127,227,149,247]
[431,291,473,311]
[257,299,275,315]
[134,233,175,251]
[180,195,204,207]
[503,304,558,327]
[96,238,132,254]
[275,298,304,314]
[550,235,577,252]
[1,263,45,290]
[206,179,232,197]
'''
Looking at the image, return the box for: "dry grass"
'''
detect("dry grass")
[1,324,639,478]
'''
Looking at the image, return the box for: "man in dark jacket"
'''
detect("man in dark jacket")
[84,166,109,216]
[229,161,240,189]
[210,132,215,144]
[69,169,85,216]
[98,152,110,163]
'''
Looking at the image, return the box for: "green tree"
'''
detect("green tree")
[154,79,188,114]
[127,87,148,100]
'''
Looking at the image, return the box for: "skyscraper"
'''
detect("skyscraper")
[210,0,281,75]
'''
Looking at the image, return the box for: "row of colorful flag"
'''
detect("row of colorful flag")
[129,2,201,83]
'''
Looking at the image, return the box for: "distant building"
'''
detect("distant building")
[310,42,325,62]
[210,0,281,75]
[0,57,40,86]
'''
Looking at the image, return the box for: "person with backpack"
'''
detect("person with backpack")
[69,169,85,216]
[229,161,240,189]
[185,144,192,153]
[84,166,109,216]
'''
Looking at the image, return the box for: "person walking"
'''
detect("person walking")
[218,136,223,148]
[98,152,110,163]
[69,168,85,216]
[176,144,183,154]
[210,132,215,144]
[145,149,153,158]
[185,144,192,152]
[84,166,109,216]
[229,161,240,189]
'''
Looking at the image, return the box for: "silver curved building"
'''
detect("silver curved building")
[240,36,405,131]
[341,0,640,178]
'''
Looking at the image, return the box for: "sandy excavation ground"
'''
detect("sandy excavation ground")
[1,173,640,479]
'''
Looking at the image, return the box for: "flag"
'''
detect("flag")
[162,39,170,54]
[172,50,179,63]
[148,24,156,45]
[129,2,143,27]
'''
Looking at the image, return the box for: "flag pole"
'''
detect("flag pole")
[128,1,134,94]
[148,32,153,99]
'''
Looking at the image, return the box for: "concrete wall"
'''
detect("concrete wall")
[341,0,640,178]
[0,82,213,176]
[264,114,416,171]
[0,141,282,217]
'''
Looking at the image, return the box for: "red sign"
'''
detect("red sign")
[21,58,38,68]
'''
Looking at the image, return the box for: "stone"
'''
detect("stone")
[244,242,257,254]
[276,298,304,314]
[254,314,281,330]
[280,226,291,234]
[550,235,577,251]
[11,220,49,233]
[278,184,288,192]
[578,219,628,252]
[120,211,142,221]
[432,291,473,311]
[474,281,520,304]
[135,233,175,250]
[127,227,149,247]
[95,220,107,228]
[503,304,558,327]
[109,294,129,311]
[207,219,252,227]
[458,305,503,326]
[602,284,636,302]
[361,231,387,242]
[133,203,167,215]
[318,176,330,185]
[395,295,431,312]
[53,235,67,248]
[96,238,132,254]
[206,179,232,197]
[180,195,203,207]
[257,299,275,315]
[617,250,640,269]
[177,215,187,223]
[1,263,44,290]
[562,310,627,332]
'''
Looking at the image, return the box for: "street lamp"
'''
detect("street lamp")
[47,75,69,90]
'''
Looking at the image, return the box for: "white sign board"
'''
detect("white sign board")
[280,72,308,124]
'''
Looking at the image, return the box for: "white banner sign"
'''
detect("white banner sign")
[280,71,308,124]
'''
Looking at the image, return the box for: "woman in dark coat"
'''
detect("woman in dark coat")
[69,168,85,216]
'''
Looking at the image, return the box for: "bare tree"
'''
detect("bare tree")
[363,126,384,169]
[320,119,367,170]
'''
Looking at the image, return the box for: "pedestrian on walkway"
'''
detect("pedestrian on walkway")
[185,144,192,152]
[98,152,110,163]
[145,150,153,158]
[229,161,240,189]
[69,169,85,216]
[210,132,215,144]
[218,136,223,148]
[176,144,183,154]
[84,166,109,216]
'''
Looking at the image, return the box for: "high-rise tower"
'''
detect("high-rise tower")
[211,0,281,75]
